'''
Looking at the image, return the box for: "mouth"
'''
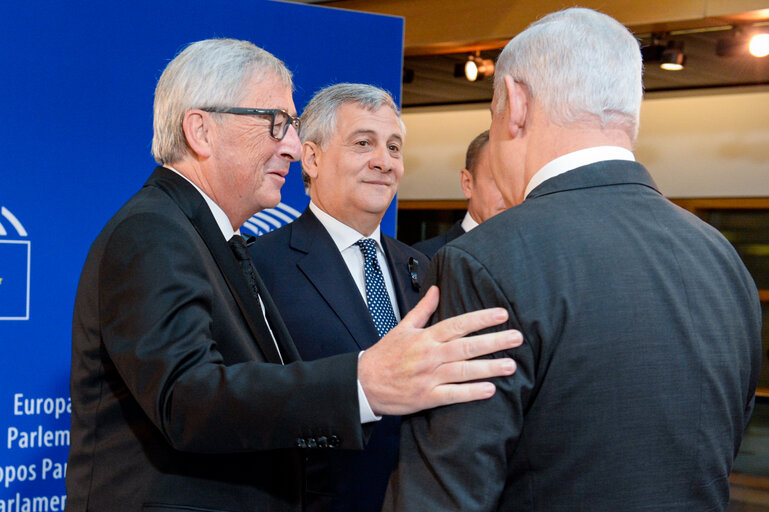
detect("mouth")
[266,168,289,180]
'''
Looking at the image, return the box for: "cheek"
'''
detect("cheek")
[393,162,405,183]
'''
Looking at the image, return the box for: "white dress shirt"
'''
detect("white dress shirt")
[308,201,402,322]
[524,146,635,199]
[460,210,479,233]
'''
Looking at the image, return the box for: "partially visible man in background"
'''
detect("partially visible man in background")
[251,83,427,512]
[385,8,761,511]
[66,38,522,512]
[413,130,506,259]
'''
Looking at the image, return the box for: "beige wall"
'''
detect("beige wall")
[399,87,769,200]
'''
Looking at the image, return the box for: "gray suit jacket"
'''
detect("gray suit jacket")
[68,168,365,512]
[384,160,761,512]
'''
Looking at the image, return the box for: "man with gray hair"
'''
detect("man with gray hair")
[385,8,760,511]
[250,83,427,512]
[67,40,522,511]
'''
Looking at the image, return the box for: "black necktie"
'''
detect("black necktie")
[354,238,398,338]
[228,234,260,301]
[228,234,284,364]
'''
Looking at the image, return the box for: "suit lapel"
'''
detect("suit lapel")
[291,210,380,350]
[382,235,423,314]
[249,267,301,363]
[147,167,289,364]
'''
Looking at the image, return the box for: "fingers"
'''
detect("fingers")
[398,285,439,329]
[425,355,518,409]
[428,305,510,342]
[440,329,523,363]
[434,356,517,385]
[430,382,498,407]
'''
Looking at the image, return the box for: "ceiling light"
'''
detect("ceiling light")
[660,41,686,71]
[463,53,495,82]
[717,26,769,58]
[749,33,769,57]
[464,58,479,81]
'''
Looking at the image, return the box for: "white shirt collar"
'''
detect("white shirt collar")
[461,210,479,232]
[166,166,238,240]
[524,146,635,199]
[309,201,382,251]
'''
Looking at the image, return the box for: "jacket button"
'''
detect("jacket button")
[329,435,340,448]
[317,436,328,448]
[296,438,307,448]
[307,438,317,448]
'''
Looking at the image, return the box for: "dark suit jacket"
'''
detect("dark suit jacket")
[251,208,427,512]
[412,218,466,259]
[67,168,366,512]
[384,160,762,512]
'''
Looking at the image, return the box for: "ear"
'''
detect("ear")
[460,168,473,200]
[504,75,528,139]
[182,110,212,158]
[301,141,321,180]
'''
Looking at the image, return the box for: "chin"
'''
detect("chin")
[256,192,282,211]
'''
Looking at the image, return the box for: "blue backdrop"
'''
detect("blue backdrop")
[0,1,403,506]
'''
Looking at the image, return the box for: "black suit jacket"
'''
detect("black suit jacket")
[67,168,366,512]
[412,218,466,259]
[384,160,762,511]
[251,208,427,512]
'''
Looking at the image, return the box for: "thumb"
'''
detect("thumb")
[399,285,439,329]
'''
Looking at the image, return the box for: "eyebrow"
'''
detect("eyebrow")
[347,129,403,143]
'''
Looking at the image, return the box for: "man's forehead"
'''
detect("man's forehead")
[242,73,295,108]
[335,103,402,136]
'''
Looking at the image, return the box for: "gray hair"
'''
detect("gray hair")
[465,130,490,176]
[493,8,643,140]
[300,83,404,189]
[151,38,293,165]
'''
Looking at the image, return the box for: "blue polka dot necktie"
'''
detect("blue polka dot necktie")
[355,238,398,338]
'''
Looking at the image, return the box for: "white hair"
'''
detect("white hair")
[493,8,643,140]
[151,38,293,165]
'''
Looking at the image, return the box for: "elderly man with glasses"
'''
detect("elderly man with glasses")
[67,38,522,512]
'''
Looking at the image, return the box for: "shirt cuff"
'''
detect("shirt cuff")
[358,351,381,424]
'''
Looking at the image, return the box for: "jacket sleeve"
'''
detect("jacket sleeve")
[383,244,535,511]
[97,211,365,453]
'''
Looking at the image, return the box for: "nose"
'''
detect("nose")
[368,144,391,172]
[279,125,302,162]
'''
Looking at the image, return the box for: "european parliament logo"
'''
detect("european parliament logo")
[241,202,302,237]
[0,206,30,320]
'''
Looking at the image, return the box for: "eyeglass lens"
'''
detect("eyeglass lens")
[272,111,300,140]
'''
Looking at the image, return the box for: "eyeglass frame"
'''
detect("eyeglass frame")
[200,107,301,141]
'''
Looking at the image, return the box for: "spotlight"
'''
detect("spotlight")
[463,53,494,82]
[660,40,686,71]
[749,33,769,58]
[717,27,769,58]
[641,35,665,63]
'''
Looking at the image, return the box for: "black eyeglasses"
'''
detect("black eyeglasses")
[201,107,300,141]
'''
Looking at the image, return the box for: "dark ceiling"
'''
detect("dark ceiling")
[402,27,769,107]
